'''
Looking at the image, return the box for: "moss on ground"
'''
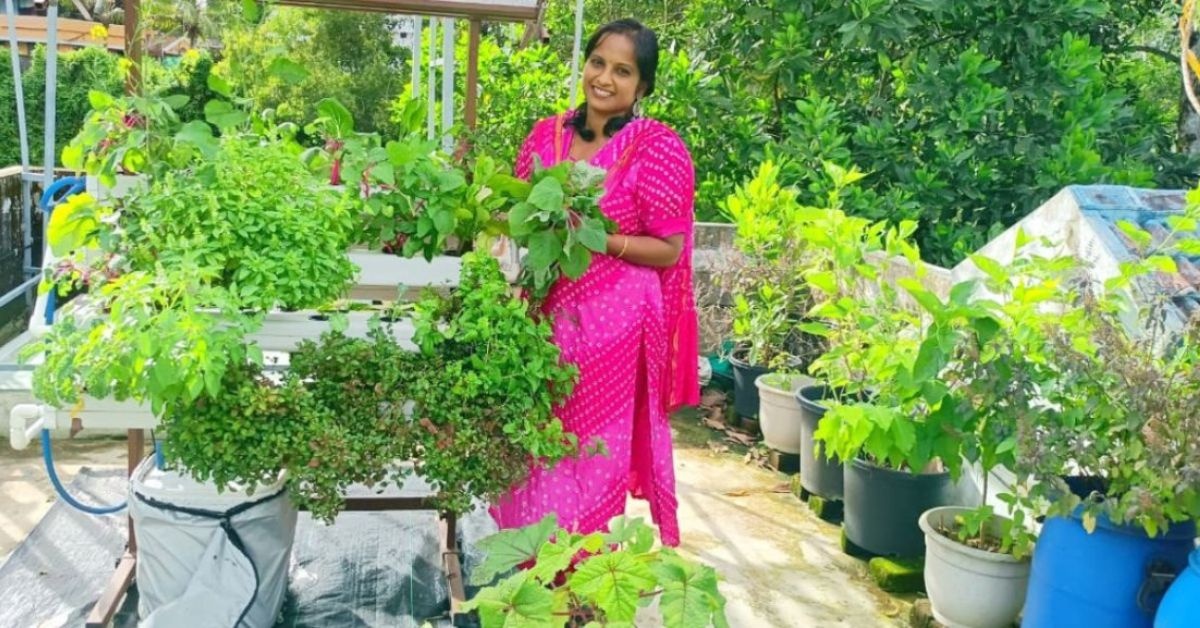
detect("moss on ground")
[868,556,926,594]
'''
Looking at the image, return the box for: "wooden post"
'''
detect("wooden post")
[465,18,481,131]
[126,429,143,552]
[123,0,141,94]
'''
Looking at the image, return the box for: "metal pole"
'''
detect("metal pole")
[567,0,585,108]
[440,17,455,153]
[426,17,437,140]
[5,0,33,275]
[4,0,28,171]
[410,17,421,100]
[42,1,58,215]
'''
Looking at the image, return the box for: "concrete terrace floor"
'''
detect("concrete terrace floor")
[0,419,908,627]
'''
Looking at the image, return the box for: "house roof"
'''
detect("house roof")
[274,0,539,21]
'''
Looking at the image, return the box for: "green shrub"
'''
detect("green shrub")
[0,45,123,167]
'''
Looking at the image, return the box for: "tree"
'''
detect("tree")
[217,7,409,134]
[686,0,1192,265]
[0,45,123,168]
[143,0,245,48]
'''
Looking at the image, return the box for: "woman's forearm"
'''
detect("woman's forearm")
[606,233,684,268]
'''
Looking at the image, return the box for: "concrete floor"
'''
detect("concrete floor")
[0,434,128,562]
[0,422,908,627]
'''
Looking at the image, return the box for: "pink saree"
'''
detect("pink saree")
[490,113,699,546]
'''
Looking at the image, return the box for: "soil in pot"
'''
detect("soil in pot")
[795,385,846,501]
[920,506,1030,628]
[729,350,773,419]
[843,457,967,558]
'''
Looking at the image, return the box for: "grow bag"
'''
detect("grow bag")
[1156,548,1200,628]
[1023,512,1194,628]
[129,458,298,628]
[843,458,963,557]
[729,352,772,419]
[795,386,845,500]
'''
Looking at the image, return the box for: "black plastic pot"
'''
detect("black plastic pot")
[729,352,773,419]
[795,386,844,500]
[843,457,965,557]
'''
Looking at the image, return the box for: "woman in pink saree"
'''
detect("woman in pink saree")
[490,19,698,547]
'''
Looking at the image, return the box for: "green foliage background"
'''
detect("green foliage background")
[3,0,1196,266]
[0,46,123,168]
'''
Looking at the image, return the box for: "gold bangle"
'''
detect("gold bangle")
[617,235,630,259]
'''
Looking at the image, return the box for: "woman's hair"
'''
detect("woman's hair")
[569,19,659,142]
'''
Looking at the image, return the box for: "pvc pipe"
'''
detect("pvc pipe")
[10,403,47,450]
[5,0,33,274]
[440,17,455,153]
[42,1,58,205]
[426,17,437,140]
[411,17,421,99]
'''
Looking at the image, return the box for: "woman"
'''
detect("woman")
[491,19,698,547]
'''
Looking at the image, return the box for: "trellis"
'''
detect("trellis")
[0,1,594,625]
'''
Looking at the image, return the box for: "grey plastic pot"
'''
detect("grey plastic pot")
[920,506,1031,628]
[729,352,772,419]
[795,386,845,500]
[843,457,964,557]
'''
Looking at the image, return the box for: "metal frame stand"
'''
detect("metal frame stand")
[84,433,467,626]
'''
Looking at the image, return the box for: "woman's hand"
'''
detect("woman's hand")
[606,233,685,268]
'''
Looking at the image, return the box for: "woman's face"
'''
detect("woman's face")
[583,33,642,118]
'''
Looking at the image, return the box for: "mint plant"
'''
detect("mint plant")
[117,135,356,311]
[465,514,728,628]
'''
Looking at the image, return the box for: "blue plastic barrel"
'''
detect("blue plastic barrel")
[1023,513,1195,628]
[1155,548,1200,628]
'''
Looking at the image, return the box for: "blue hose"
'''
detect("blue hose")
[37,176,128,515]
[41,428,126,515]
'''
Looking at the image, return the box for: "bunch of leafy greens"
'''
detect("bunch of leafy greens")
[507,159,614,302]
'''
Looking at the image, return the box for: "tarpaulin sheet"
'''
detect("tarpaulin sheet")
[0,468,495,628]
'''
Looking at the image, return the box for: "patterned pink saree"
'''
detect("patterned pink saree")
[489,113,699,546]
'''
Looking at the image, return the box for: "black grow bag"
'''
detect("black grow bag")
[795,386,845,500]
[843,457,965,557]
[729,352,773,419]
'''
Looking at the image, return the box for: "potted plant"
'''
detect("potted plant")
[1007,250,1200,627]
[34,59,617,624]
[722,161,824,435]
[952,220,1200,628]
[465,514,728,627]
[791,165,884,502]
[806,184,977,556]
[913,246,1058,628]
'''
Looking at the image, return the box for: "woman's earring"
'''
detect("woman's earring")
[632,98,644,118]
